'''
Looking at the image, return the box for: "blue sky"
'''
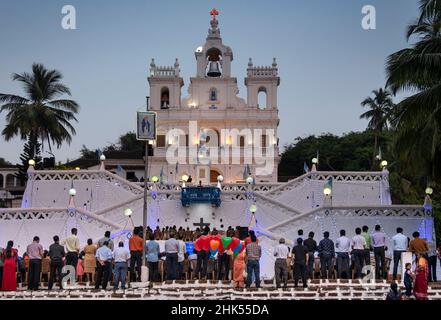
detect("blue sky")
[0,0,419,163]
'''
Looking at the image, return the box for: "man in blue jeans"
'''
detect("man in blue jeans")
[245,234,261,288]
[335,230,351,279]
[165,231,180,280]
[95,241,113,290]
[113,241,130,292]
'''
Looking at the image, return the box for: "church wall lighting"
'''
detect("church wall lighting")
[68,188,77,197]
[323,187,332,196]
[124,208,133,217]
[151,176,159,183]
[425,187,433,195]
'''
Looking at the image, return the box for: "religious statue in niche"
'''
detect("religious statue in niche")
[210,88,217,101]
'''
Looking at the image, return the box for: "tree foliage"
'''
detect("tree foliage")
[15,134,42,182]
[0,63,79,152]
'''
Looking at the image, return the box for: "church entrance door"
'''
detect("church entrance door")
[210,169,220,183]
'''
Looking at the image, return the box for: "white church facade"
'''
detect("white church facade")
[147,11,280,184]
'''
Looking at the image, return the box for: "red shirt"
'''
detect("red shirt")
[201,235,210,251]
[129,235,143,252]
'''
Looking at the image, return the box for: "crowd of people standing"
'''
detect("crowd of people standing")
[271,225,437,299]
[0,224,438,300]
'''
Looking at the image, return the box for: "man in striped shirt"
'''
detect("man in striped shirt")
[245,234,261,288]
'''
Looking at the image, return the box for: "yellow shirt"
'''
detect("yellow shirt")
[62,235,80,253]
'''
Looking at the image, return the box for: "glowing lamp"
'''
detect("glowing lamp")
[75,167,80,171]
[182,175,189,182]
[28,159,36,166]
[425,187,433,195]
[151,176,159,183]
[124,208,133,217]
[312,158,318,164]
[68,188,77,197]
[246,176,254,185]
[217,175,224,182]
[380,160,388,168]
[250,204,257,214]
[100,154,106,161]
[323,187,332,196]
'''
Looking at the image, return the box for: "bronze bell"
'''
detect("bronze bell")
[207,61,221,77]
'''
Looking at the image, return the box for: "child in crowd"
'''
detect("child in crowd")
[386,281,402,300]
[403,263,414,298]
[77,252,85,282]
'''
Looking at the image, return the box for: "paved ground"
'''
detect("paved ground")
[1,279,440,300]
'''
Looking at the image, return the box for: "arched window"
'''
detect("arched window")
[209,88,217,101]
[257,87,267,110]
[0,174,4,189]
[160,87,170,109]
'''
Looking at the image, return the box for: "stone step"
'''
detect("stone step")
[3,280,441,300]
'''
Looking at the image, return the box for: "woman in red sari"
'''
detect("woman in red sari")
[414,255,429,300]
[1,241,18,291]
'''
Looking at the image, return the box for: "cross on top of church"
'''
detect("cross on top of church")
[193,217,210,229]
[210,8,219,20]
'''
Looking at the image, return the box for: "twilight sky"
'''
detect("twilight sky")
[0,0,419,164]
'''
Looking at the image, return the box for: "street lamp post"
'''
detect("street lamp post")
[136,96,156,282]
[142,97,150,271]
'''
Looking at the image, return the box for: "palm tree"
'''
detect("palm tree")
[385,0,441,182]
[360,88,394,162]
[0,63,79,151]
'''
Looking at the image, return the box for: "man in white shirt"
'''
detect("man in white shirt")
[177,234,187,280]
[391,227,408,280]
[335,230,351,279]
[113,241,130,291]
[372,225,387,280]
[274,238,290,288]
[351,227,367,279]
